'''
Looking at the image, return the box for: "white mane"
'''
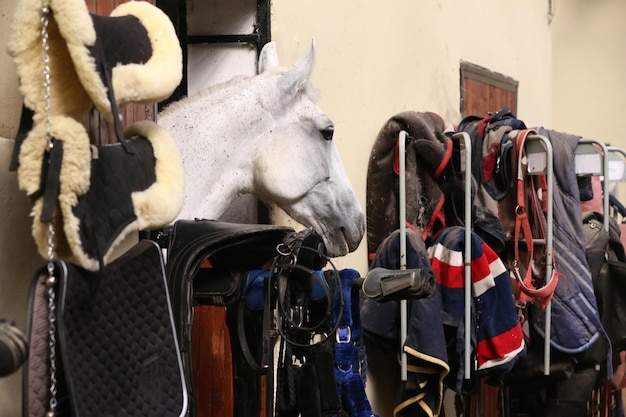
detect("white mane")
[159,75,250,116]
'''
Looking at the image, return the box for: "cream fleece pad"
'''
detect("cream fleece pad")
[7,0,182,123]
[18,116,184,270]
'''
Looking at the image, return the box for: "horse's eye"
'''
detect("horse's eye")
[321,126,334,141]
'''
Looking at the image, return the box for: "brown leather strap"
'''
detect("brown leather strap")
[511,129,558,307]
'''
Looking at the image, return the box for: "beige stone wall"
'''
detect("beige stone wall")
[552,0,626,148]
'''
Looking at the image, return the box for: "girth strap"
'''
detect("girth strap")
[237,270,275,374]
[38,139,64,223]
[101,63,132,152]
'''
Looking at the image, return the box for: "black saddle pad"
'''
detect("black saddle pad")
[25,239,187,417]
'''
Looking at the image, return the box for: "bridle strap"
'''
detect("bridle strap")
[511,129,558,308]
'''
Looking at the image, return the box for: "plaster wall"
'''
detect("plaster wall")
[552,0,626,148]
[270,0,553,285]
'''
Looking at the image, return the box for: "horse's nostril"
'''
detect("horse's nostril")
[321,126,334,141]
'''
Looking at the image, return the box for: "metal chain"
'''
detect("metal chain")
[45,271,57,417]
[41,3,58,416]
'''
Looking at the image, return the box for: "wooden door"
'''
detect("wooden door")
[192,306,235,417]
[461,62,518,118]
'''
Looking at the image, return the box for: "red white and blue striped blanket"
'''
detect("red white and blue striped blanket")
[429,226,526,379]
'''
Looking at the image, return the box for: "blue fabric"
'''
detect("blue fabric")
[244,269,328,310]
[430,226,526,391]
[361,229,449,417]
[533,128,605,354]
[332,268,378,417]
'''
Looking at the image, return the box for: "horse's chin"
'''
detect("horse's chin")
[279,201,365,258]
[321,225,364,258]
[324,236,350,258]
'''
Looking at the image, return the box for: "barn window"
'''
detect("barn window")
[156,0,271,106]
[460,61,519,117]
[155,0,273,224]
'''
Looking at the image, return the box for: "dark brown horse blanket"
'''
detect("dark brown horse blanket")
[366,111,453,260]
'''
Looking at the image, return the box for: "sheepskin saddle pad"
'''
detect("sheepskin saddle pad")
[18,117,184,271]
[7,0,184,271]
[7,0,182,124]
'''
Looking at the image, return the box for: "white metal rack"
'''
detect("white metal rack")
[576,139,610,230]
[524,134,555,375]
[395,131,619,380]
[396,130,472,380]
[607,146,626,213]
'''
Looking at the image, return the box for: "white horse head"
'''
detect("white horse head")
[158,41,365,257]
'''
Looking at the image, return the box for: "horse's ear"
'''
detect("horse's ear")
[278,40,315,94]
[258,42,280,73]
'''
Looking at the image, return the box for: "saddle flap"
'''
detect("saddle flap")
[166,219,294,274]
[165,219,293,341]
[193,268,245,306]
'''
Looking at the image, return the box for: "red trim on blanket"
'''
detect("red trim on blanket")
[476,326,525,368]
[394,134,452,179]
[406,221,420,234]
[394,138,400,175]
[423,196,446,240]
[433,138,453,179]
[477,115,493,137]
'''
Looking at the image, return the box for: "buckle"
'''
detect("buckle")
[336,326,351,343]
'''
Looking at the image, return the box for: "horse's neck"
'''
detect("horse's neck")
[159,88,269,219]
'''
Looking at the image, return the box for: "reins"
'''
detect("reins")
[237,228,344,369]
